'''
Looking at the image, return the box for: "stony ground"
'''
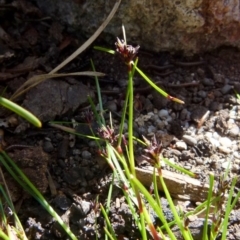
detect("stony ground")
[0,1,240,240]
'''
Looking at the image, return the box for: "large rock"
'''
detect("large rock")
[23,79,94,122]
[34,0,240,54]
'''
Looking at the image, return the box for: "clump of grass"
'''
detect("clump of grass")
[0,2,122,239]
[50,26,240,239]
[84,27,239,239]
[1,4,239,239]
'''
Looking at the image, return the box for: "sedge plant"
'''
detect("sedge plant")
[88,28,239,239]
[49,28,240,239]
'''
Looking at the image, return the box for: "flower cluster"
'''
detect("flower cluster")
[115,37,140,64]
[142,135,162,166]
[98,125,116,144]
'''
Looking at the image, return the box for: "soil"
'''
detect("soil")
[0,1,240,240]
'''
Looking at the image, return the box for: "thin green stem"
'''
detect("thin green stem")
[117,82,129,147]
[203,173,214,240]
[0,230,9,240]
[221,177,238,240]
[90,59,105,125]
[132,63,184,104]
[128,65,135,174]
[157,168,192,240]
[163,157,195,177]
[100,204,117,240]
[0,97,41,127]
[0,152,77,240]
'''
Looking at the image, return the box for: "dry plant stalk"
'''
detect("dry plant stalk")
[135,167,210,202]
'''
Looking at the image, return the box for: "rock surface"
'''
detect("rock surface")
[23,79,94,122]
[34,0,240,54]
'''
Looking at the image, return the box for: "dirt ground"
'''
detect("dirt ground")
[0,1,240,240]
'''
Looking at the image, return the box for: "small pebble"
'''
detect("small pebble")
[212,132,219,139]
[166,116,172,122]
[152,114,159,122]
[172,101,184,111]
[72,149,81,155]
[228,124,239,137]
[214,90,223,97]
[138,126,147,135]
[182,135,197,146]
[202,78,214,86]
[156,120,165,130]
[218,146,231,154]
[79,200,91,216]
[170,149,182,156]
[145,98,154,112]
[88,140,99,147]
[192,97,202,103]
[43,141,54,153]
[233,151,240,159]
[197,90,207,98]
[123,122,128,132]
[232,164,239,172]
[219,137,232,148]
[214,73,225,83]
[58,137,69,158]
[221,84,233,94]
[148,125,157,134]
[54,194,71,211]
[175,141,187,150]
[158,109,169,120]
[209,102,223,111]
[205,132,212,138]
[208,138,220,148]
[191,106,208,123]
[82,150,92,159]
[106,101,117,112]
[195,158,204,165]
[170,112,176,119]
[184,165,192,170]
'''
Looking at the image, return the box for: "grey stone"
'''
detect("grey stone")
[106,101,117,112]
[190,106,208,123]
[81,150,92,159]
[152,91,169,109]
[207,137,220,148]
[53,194,71,211]
[175,141,187,150]
[72,149,81,155]
[228,123,240,137]
[180,108,190,120]
[57,136,69,159]
[221,84,233,94]
[201,78,214,86]
[43,140,54,153]
[158,109,169,120]
[219,137,232,148]
[23,79,94,122]
[182,135,197,146]
[34,0,240,54]
[147,125,157,134]
[209,101,223,111]
[79,200,91,216]
[218,146,231,154]
[197,90,207,98]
